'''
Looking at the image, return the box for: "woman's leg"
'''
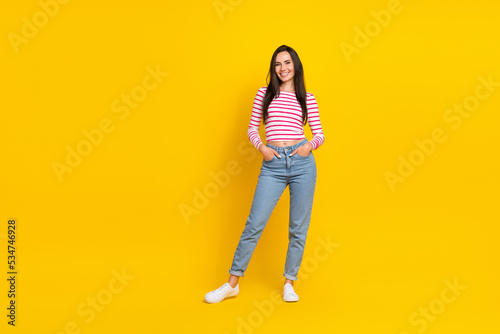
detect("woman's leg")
[283,153,317,281]
[228,274,239,288]
[229,163,288,278]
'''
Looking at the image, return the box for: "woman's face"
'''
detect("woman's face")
[275,51,295,85]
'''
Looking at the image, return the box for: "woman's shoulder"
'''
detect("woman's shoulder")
[254,86,267,97]
[306,91,319,101]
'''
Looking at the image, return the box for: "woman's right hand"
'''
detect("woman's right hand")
[259,145,280,161]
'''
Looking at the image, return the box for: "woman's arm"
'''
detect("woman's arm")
[247,87,266,149]
[247,87,280,160]
[306,92,325,150]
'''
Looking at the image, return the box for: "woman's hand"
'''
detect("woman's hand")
[259,145,281,161]
[290,142,313,157]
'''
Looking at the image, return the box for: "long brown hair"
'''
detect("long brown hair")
[262,45,308,126]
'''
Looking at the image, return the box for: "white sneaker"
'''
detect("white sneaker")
[282,283,299,302]
[205,283,239,303]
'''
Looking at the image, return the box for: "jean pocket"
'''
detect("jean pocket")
[263,155,275,162]
[294,151,311,158]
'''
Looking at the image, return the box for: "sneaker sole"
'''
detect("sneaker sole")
[282,291,299,302]
[205,290,239,303]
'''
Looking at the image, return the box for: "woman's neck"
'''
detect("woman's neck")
[280,82,295,92]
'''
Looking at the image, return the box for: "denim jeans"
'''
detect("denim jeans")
[229,138,317,280]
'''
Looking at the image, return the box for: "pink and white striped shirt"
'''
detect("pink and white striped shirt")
[248,87,325,150]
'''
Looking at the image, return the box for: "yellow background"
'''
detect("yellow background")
[1,0,499,333]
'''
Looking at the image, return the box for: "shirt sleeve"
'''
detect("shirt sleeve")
[247,87,266,149]
[306,93,325,150]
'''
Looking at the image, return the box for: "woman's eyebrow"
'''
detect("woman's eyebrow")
[275,59,291,64]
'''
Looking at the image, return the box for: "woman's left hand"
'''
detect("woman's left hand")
[290,142,313,157]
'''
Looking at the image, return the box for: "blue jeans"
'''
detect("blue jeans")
[229,138,317,280]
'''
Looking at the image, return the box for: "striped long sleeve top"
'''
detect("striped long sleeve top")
[248,87,325,150]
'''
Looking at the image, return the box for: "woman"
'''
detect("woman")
[205,45,325,303]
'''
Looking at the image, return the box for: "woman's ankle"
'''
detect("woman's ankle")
[228,275,239,288]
